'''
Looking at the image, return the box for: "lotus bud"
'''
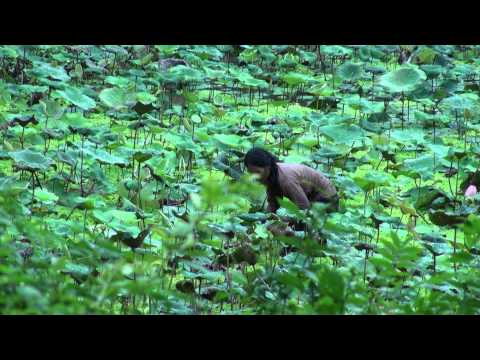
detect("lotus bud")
[465,185,477,198]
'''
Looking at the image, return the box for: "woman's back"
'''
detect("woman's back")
[277,163,337,199]
[243,148,337,212]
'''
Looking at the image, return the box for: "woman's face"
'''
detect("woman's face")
[246,164,270,183]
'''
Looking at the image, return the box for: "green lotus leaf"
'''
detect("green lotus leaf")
[9,149,53,172]
[0,176,29,195]
[420,64,445,79]
[318,124,366,144]
[464,214,480,249]
[56,151,77,167]
[429,208,471,227]
[443,93,478,111]
[401,155,437,180]
[136,92,157,105]
[71,196,98,210]
[390,129,425,145]
[337,62,363,81]
[168,65,203,82]
[379,65,427,93]
[105,75,131,87]
[281,72,315,86]
[191,114,202,124]
[99,87,132,110]
[354,170,394,192]
[133,150,154,163]
[54,87,96,111]
[30,61,71,82]
[320,45,352,56]
[40,99,65,120]
[93,208,140,237]
[84,148,129,166]
[344,95,381,113]
[213,134,246,148]
[33,189,59,204]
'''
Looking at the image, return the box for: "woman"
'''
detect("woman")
[244,148,339,216]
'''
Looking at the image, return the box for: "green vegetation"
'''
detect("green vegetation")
[1,45,480,314]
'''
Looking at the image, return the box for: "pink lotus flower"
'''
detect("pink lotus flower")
[465,185,478,197]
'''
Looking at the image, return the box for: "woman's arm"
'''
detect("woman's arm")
[283,181,311,210]
[266,188,280,212]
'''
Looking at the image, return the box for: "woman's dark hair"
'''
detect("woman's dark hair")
[244,148,282,196]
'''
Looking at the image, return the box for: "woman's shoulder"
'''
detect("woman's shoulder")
[278,162,313,173]
[277,162,306,170]
[277,163,311,183]
[279,162,329,181]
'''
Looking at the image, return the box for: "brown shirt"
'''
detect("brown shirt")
[266,163,337,212]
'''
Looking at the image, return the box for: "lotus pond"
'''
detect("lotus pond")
[1,45,480,314]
